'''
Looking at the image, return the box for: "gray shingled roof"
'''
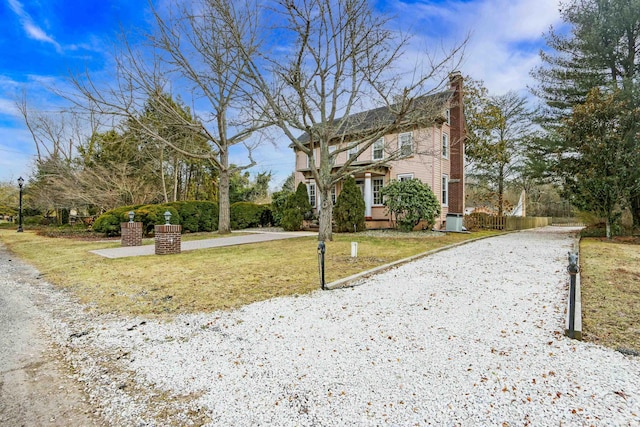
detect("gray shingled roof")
[295,90,453,145]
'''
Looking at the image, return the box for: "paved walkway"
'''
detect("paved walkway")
[90,231,317,259]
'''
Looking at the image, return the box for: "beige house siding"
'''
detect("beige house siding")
[292,73,465,229]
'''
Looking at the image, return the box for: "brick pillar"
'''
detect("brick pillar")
[121,222,143,246]
[154,224,182,255]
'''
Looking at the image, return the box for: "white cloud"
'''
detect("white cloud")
[390,0,563,95]
[7,0,62,52]
[0,98,19,117]
[0,128,37,182]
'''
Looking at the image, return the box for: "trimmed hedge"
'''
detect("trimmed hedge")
[230,202,272,229]
[93,201,219,236]
[135,205,180,235]
[166,201,219,233]
[93,205,141,236]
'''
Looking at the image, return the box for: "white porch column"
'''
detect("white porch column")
[364,172,372,217]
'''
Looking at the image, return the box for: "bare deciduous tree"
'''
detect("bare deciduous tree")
[66,0,269,233]
[225,0,466,240]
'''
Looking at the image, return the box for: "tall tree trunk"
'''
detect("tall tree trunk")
[172,156,179,202]
[606,218,612,240]
[160,146,169,203]
[318,187,333,241]
[497,173,504,217]
[631,193,640,229]
[218,150,231,234]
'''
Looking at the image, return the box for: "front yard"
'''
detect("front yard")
[580,237,640,353]
[0,229,497,316]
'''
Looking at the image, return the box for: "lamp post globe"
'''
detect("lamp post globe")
[17,176,24,232]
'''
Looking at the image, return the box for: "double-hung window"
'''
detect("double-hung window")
[331,185,336,205]
[442,174,449,206]
[329,146,336,166]
[442,133,449,159]
[397,173,414,182]
[306,149,315,169]
[399,132,413,157]
[348,144,359,161]
[372,177,384,205]
[372,138,384,161]
[307,181,316,208]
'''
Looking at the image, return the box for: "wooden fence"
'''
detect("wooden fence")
[464,214,553,231]
[551,217,585,227]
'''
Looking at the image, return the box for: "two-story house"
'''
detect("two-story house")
[293,72,465,229]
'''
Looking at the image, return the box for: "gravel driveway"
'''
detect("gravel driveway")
[3,227,640,426]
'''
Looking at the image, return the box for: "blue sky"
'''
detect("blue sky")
[0,0,563,188]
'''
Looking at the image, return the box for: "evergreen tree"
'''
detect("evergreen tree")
[559,87,640,238]
[530,0,640,226]
[281,182,313,231]
[333,176,365,233]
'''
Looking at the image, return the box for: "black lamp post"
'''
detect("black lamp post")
[17,176,24,232]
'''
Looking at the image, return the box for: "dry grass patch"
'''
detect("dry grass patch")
[580,238,640,352]
[0,229,498,317]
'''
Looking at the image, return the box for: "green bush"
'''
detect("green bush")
[293,182,313,220]
[280,183,314,231]
[281,198,304,231]
[380,178,441,232]
[166,201,219,233]
[94,201,220,236]
[333,176,366,232]
[135,205,180,235]
[271,190,292,226]
[93,205,141,236]
[230,202,272,229]
[24,215,46,226]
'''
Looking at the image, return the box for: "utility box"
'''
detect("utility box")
[445,213,463,232]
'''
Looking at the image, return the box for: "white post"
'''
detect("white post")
[364,172,372,217]
[351,242,358,257]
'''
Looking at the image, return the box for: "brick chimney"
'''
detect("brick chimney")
[447,71,465,215]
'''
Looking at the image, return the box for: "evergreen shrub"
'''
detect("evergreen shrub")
[281,183,313,231]
[230,202,272,229]
[166,201,218,233]
[93,205,140,236]
[380,178,440,232]
[270,190,292,226]
[333,176,365,232]
[135,205,180,235]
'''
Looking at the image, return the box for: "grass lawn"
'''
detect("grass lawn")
[0,229,498,317]
[580,237,640,353]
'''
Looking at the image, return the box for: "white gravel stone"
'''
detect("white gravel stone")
[36,227,640,425]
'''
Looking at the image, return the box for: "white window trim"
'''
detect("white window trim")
[442,174,449,207]
[372,177,384,205]
[306,149,315,169]
[348,143,359,161]
[307,181,316,208]
[399,132,413,157]
[397,173,414,181]
[330,184,336,205]
[442,133,449,159]
[329,145,336,166]
[372,138,384,161]
[446,109,451,125]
